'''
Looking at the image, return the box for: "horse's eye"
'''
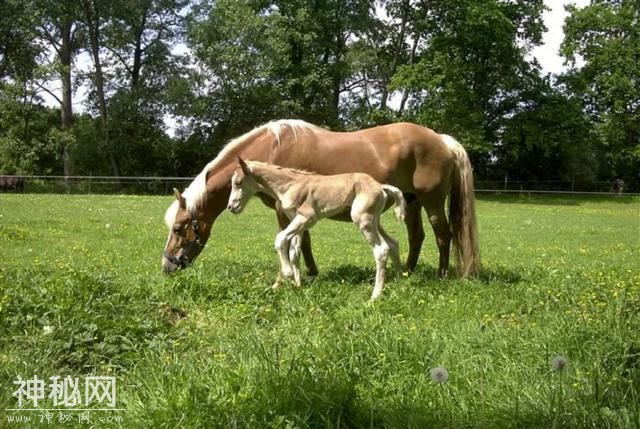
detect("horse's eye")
[173,226,182,234]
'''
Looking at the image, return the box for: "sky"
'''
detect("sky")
[532,0,590,75]
[41,0,591,131]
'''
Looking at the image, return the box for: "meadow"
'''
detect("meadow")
[0,193,638,428]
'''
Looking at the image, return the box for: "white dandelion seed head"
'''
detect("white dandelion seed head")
[551,355,568,372]
[430,367,449,383]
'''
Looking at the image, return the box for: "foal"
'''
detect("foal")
[227,158,406,300]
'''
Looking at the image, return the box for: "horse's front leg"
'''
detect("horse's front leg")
[300,230,318,277]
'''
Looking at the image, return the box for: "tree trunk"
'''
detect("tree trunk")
[131,7,148,90]
[381,0,410,110]
[82,0,120,178]
[60,17,73,183]
[398,32,420,117]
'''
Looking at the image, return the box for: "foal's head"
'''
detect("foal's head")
[162,188,207,273]
[227,158,259,214]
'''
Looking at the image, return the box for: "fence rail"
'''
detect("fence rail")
[0,175,637,196]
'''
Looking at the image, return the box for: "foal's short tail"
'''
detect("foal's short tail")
[443,134,481,278]
[382,184,406,222]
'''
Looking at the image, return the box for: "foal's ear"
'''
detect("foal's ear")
[238,157,251,175]
[173,188,186,209]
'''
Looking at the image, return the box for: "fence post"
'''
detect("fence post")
[504,173,508,191]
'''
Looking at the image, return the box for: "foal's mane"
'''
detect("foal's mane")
[166,119,321,226]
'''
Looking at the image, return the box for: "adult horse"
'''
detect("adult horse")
[163,119,480,278]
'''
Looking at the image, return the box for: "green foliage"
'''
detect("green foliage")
[0,194,639,426]
[0,0,41,79]
[497,78,598,181]
[0,0,637,183]
[0,83,62,174]
[561,0,640,185]
[391,0,548,174]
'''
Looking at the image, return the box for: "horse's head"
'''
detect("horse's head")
[227,158,259,214]
[162,188,210,273]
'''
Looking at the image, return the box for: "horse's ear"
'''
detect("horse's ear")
[238,157,251,175]
[173,188,186,209]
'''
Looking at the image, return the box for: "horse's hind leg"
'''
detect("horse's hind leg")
[352,206,389,301]
[420,196,451,279]
[404,198,425,271]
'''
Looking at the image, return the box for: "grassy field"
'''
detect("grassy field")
[0,193,639,428]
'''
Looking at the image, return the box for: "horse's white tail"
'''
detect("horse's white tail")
[382,184,406,222]
[442,134,481,278]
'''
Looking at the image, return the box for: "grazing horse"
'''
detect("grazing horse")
[162,119,480,278]
[227,159,406,300]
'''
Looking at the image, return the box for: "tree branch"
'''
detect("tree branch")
[105,45,134,76]
[33,81,62,105]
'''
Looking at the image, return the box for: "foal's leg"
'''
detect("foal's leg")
[379,225,401,276]
[353,209,389,301]
[274,214,311,284]
[273,208,289,288]
[288,233,302,286]
[276,208,318,277]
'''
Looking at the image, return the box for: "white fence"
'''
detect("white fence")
[1,175,638,196]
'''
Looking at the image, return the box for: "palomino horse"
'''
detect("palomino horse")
[227,159,406,299]
[163,119,479,278]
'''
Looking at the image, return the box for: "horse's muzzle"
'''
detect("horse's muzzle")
[162,251,188,274]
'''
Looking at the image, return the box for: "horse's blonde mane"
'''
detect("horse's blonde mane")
[165,119,321,226]
[246,160,317,177]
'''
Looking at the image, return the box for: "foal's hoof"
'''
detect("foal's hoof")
[271,282,282,290]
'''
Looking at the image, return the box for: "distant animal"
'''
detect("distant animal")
[162,119,480,280]
[227,159,406,300]
[0,176,24,192]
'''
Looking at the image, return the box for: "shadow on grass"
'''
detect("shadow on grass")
[476,264,525,284]
[318,264,375,284]
[313,261,524,288]
[478,193,638,206]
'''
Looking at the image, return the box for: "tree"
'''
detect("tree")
[496,77,597,182]
[81,0,121,177]
[188,0,376,140]
[31,0,84,178]
[0,1,40,80]
[561,0,639,186]
[101,0,188,176]
[390,0,547,174]
[0,83,63,174]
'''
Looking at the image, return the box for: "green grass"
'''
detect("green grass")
[1,193,639,428]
